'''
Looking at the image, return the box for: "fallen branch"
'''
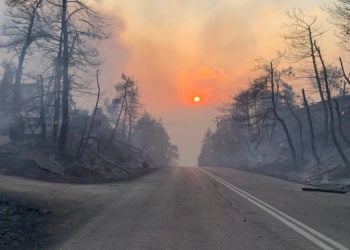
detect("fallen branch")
[302,187,346,194]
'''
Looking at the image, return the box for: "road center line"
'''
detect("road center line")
[200,169,349,250]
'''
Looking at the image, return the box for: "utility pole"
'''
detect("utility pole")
[216,117,222,166]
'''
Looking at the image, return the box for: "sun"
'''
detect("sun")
[193,96,201,103]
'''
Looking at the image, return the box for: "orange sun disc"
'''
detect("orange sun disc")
[193,96,201,103]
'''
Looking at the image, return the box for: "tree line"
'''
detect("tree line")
[0,0,178,168]
[198,2,350,174]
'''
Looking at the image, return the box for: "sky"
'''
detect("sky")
[96,0,340,166]
[0,0,342,165]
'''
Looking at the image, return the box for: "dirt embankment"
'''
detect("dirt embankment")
[0,153,154,184]
[231,158,350,193]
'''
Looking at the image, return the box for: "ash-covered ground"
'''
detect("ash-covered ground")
[0,193,57,250]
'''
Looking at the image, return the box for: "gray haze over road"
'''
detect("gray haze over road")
[56,166,350,250]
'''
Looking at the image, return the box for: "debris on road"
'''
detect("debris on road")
[302,187,347,194]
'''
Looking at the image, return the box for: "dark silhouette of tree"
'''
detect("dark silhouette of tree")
[302,88,321,164]
[281,95,304,162]
[0,62,15,111]
[269,62,297,166]
[339,57,350,94]
[78,70,101,158]
[198,129,216,166]
[1,0,47,114]
[39,75,46,144]
[327,0,350,51]
[314,65,345,97]
[315,42,350,168]
[283,9,329,144]
[54,0,108,151]
[334,99,350,148]
[135,113,178,166]
[108,74,139,147]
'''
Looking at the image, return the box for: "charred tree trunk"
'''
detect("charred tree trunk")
[128,107,133,145]
[315,43,350,168]
[270,62,297,166]
[334,99,350,148]
[52,32,63,144]
[39,76,46,145]
[13,42,30,114]
[12,0,43,115]
[282,96,304,162]
[122,97,128,141]
[13,4,37,114]
[339,56,350,94]
[302,89,321,164]
[78,70,101,158]
[308,28,328,144]
[58,0,70,151]
[76,116,88,158]
[108,83,128,147]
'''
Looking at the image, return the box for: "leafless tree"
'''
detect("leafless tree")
[283,9,329,144]
[302,88,321,164]
[1,0,108,151]
[334,99,350,149]
[47,0,109,151]
[0,62,15,111]
[339,57,350,94]
[78,70,101,158]
[327,0,350,51]
[313,65,345,97]
[269,62,297,166]
[315,42,350,168]
[1,0,48,114]
[280,95,304,162]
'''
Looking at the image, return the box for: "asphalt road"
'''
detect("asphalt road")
[55,166,350,250]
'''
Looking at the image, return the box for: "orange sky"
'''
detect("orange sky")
[96,0,341,165]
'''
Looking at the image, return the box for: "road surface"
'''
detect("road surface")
[0,166,349,249]
[58,166,350,250]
